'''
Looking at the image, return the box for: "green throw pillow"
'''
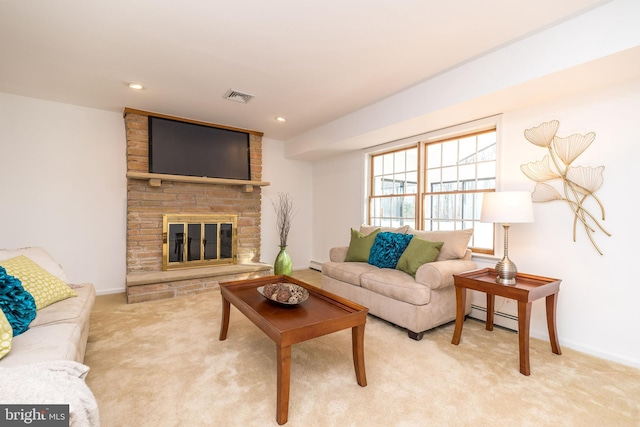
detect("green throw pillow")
[396,237,444,277]
[345,228,381,262]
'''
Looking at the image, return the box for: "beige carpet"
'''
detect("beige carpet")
[84,270,640,426]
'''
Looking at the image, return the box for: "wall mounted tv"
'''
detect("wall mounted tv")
[149,116,250,180]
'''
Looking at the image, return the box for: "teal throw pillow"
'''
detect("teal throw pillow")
[368,232,413,269]
[396,237,444,277]
[345,228,381,262]
[0,266,36,336]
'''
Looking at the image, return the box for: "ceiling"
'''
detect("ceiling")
[0,0,613,142]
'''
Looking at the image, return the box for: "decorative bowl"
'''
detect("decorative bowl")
[257,283,309,306]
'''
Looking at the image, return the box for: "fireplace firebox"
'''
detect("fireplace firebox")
[162,214,237,270]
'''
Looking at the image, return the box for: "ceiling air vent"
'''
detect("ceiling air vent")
[223,89,254,104]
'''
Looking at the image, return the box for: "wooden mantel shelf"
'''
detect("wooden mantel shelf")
[126,171,270,192]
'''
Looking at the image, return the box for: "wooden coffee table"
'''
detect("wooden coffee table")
[218,275,368,425]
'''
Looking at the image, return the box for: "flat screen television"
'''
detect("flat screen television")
[148,116,250,180]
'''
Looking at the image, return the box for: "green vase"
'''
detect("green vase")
[274,245,292,275]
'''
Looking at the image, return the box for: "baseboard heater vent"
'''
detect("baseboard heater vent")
[471,304,518,321]
[308,260,322,272]
[470,304,517,332]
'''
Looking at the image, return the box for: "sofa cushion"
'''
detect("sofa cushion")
[368,232,413,269]
[0,266,36,336]
[322,261,380,287]
[359,224,410,235]
[30,284,95,328]
[0,322,81,367]
[0,247,69,282]
[345,228,381,262]
[0,256,77,310]
[0,310,12,360]
[408,229,473,261]
[360,269,431,305]
[396,237,444,277]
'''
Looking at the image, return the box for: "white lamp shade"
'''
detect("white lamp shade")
[480,191,534,224]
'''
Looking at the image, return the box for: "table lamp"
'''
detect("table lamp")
[480,191,534,285]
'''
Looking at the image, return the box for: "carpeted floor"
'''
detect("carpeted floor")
[84,270,640,426]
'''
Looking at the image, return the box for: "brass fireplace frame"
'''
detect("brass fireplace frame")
[162,214,238,270]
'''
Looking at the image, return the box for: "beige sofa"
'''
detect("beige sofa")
[322,226,477,340]
[0,247,95,367]
[0,247,99,426]
[0,284,95,367]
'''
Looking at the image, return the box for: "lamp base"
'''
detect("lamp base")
[495,256,517,285]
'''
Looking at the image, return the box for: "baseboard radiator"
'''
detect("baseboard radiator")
[308,261,322,271]
[470,304,517,332]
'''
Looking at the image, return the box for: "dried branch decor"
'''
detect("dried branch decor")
[520,120,611,255]
[272,193,294,247]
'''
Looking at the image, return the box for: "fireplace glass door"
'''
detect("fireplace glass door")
[163,214,237,270]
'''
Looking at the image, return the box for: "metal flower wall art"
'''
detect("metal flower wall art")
[520,120,611,255]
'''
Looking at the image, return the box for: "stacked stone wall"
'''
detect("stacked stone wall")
[124,111,266,302]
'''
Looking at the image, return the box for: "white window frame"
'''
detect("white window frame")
[364,115,502,254]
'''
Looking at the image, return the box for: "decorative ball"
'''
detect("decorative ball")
[263,283,278,298]
[288,286,304,303]
[276,288,290,302]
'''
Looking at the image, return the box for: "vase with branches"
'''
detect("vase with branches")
[272,193,294,275]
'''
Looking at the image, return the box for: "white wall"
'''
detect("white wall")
[0,93,127,294]
[261,137,313,270]
[498,79,640,367]
[310,79,640,368]
[0,94,315,293]
[311,150,365,263]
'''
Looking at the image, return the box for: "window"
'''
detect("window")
[369,147,418,229]
[368,126,497,254]
[423,131,496,253]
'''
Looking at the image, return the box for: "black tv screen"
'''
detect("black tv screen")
[148,116,250,180]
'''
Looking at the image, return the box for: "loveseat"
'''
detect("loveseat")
[322,226,477,340]
[0,247,99,426]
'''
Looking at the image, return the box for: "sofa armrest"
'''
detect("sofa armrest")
[415,259,478,290]
[329,246,349,262]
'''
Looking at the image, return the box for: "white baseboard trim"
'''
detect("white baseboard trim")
[96,287,126,296]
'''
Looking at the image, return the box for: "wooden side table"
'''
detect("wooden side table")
[451,268,562,376]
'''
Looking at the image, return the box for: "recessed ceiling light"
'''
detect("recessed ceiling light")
[127,82,144,90]
[275,116,287,122]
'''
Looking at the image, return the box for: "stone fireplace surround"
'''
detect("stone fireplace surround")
[124,108,272,303]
